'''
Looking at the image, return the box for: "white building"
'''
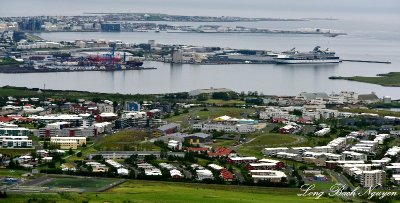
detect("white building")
[196,169,214,181]
[315,128,331,136]
[311,146,334,153]
[361,170,385,188]
[97,103,114,113]
[262,147,289,156]
[290,147,312,154]
[385,146,400,156]
[50,137,86,149]
[193,123,256,133]
[167,140,182,150]
[249,170,287,183]
[92,122,113,134]
[0,136,32,148]
[327,137,347,151]
[342,151,368,161]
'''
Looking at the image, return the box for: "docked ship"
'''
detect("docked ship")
[274,46,340,64]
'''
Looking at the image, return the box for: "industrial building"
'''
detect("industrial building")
[101,23,121,32]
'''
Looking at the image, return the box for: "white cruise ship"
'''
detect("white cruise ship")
[274,46,340,64]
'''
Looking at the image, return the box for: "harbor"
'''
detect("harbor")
[0,7,399,98]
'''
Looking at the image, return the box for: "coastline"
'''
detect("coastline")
[0,65,156,74]
[329,72,400,87]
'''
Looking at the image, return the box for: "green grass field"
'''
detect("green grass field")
[339,108,400,117]
[206,99,246,105]
[237,133,303,157]
[212,139,237,148]
[5,180,346,203]
[166,107,256,128]
[0,168,30,178]
[95,130,160,151]
[0,148,34,157]
[43,177,117,190]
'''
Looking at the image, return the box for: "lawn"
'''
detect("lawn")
[339,108,400,117]
[95,130,160,151]
[211,139,236,148]
[0,148,34,157]
[0,168,30,178]
[166,107,256,128]
[4,180,346,203]
[19,123,37,129]
[237,132,303,157]
[206,99,245,105]
[43,177,118,191]
[312,181,337,191]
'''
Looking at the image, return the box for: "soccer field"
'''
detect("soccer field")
[42,177,119,191]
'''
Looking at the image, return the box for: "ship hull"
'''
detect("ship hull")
[274,59,340,64]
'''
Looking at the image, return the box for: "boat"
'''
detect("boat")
[274,46,340,64]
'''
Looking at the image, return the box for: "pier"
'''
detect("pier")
[341,59,391,64]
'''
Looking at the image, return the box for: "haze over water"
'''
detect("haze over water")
[0,0,400,98]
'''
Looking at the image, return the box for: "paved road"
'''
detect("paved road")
[175,165,192,179]
[328,169,355,190]
[63,138,98,160]
[236,136,306,150]
[232,168,245,183]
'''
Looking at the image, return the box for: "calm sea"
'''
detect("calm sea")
[0,0,399,98]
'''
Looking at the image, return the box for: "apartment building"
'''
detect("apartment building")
[249,170,287,183]
[0,136,32,148]
[50,137,86,149]
[360,170,385,188]
[0,127,30,136]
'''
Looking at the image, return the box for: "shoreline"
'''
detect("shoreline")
[329,72,400,87]
[0,65,156,74]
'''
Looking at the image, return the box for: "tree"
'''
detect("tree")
[292,109,303,116]
[43,141,49,149]
[47,161,56,168]
[68,148,73,155]
[125,154,138,165]
[196,93,208,101]
[160,149,168,159]
[92,154,103,161]
[144,155,157,163]
[30,151,37,160]
[212,92,230,100]
[77,151,82,157]
[174,110,180,116]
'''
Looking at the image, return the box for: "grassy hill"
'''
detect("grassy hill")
[94,130,159,151]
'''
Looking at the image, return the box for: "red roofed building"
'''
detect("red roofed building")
[272,117,286,123]
[220,169,234,181]
[187,147,209,154]
[14,117,34,123]
[297,117,313,124]
[208,147,235,158]
[0,117,13,123]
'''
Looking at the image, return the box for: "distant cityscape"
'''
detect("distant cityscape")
[0,13,343,36]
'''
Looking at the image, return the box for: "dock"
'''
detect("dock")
[341,59,391,64]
